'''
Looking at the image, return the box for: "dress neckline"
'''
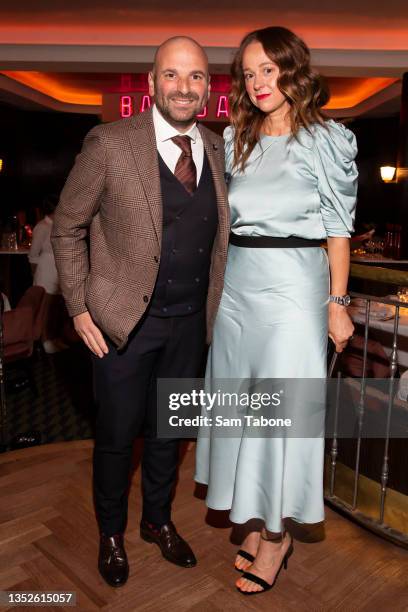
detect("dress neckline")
[260,131,291,139]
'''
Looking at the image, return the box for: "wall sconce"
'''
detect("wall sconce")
[0,159,3,172]
[380,166,396,182]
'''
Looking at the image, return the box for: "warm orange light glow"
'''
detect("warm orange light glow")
[324,78,398,109]
[0,71,102,106]
[0,159,3,172]
[0,72,399,110]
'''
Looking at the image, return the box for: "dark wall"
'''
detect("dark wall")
[0,105,228,226]
[0,103,99,224]
[350,114,402,234]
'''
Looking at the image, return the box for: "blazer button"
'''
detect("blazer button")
[143,295,149,303]
[154,256,159,263]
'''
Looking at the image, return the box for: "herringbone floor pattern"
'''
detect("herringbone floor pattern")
[1,440,408,611]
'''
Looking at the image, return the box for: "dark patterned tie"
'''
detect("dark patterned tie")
[171,135,197,195]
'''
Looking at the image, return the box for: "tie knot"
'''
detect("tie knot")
[171,135,193,157]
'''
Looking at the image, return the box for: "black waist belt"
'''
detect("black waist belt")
[229,233,323,248]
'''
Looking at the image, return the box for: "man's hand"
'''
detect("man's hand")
[73,311,109,358]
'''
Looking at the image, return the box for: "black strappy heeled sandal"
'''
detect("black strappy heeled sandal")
[234,549,255,572]
[237,534,294,595]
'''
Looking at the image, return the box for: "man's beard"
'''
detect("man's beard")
[155,91,204,127]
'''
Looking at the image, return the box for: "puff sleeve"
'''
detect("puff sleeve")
[314,120,358,237]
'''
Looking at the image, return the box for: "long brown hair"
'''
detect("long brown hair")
[230,26,329,171]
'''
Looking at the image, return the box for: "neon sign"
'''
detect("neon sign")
[139,95,151,113]
[120,95,133,118]
[196,105,208,119]
[216,96,229,118]
[107,93,230,123]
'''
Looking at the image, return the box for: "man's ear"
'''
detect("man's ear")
[148,71,155,97]
[207,75,211,101]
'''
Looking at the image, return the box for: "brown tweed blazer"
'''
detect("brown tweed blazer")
[51,109,230,350]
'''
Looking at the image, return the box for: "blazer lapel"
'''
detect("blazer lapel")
[126,113,229,253]
[127,109,162,247]
[199,125,230,257]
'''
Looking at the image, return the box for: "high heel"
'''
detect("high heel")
[283,543,293,570]
[237,537,294,595]
[234,549,255,572]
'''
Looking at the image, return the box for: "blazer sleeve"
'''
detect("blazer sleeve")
[51,125,106,317]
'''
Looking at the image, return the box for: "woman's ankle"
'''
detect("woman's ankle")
[260,527,285,542]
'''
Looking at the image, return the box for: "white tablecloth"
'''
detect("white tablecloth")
[349,302,408,369]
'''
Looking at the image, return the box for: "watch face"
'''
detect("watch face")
[344,295,351,306]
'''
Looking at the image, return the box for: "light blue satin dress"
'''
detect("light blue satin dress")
[195,120,358,532]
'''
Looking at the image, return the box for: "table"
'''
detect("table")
[349,303,408,369]
[351,255,408,265]
[0,248,29,255]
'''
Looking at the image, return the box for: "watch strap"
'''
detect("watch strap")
[329,294,351,306]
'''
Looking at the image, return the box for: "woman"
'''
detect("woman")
[195,26,357,595]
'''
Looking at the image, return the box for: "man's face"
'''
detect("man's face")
[149,41,210,130]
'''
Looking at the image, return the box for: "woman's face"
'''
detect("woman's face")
[242,41,290,116]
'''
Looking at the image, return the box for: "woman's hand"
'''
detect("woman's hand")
[328,302,354,353]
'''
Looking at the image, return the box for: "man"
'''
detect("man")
[51,36,229,587]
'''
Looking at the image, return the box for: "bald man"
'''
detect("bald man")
[51,37,229,586]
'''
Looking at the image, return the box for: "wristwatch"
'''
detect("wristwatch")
[329,294,351,306]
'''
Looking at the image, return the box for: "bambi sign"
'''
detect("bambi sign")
[102,93,229,123]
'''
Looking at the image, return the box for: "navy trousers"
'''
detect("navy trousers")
[92,309,206,535]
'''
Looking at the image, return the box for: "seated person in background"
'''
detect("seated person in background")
[1,291,11,312]
[28,195,67,353]
[397,370,408,401]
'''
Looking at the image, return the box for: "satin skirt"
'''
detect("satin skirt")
[195,244,329,532]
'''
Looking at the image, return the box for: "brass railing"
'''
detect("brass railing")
[325,291,408,547]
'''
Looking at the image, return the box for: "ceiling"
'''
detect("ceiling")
[0,1,407,118]
[1,1,408,49]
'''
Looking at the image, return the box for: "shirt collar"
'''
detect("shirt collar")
[152,104,198,144]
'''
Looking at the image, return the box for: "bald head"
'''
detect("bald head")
[148,36,210,132]
[153,36,209,77]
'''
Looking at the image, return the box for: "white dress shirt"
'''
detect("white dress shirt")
[152,104,204,185]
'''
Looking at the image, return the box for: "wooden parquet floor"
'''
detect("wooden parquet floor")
[1,440,408,611]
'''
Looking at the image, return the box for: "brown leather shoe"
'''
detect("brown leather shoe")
[140,520,197,568]
[98,533,129,587]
